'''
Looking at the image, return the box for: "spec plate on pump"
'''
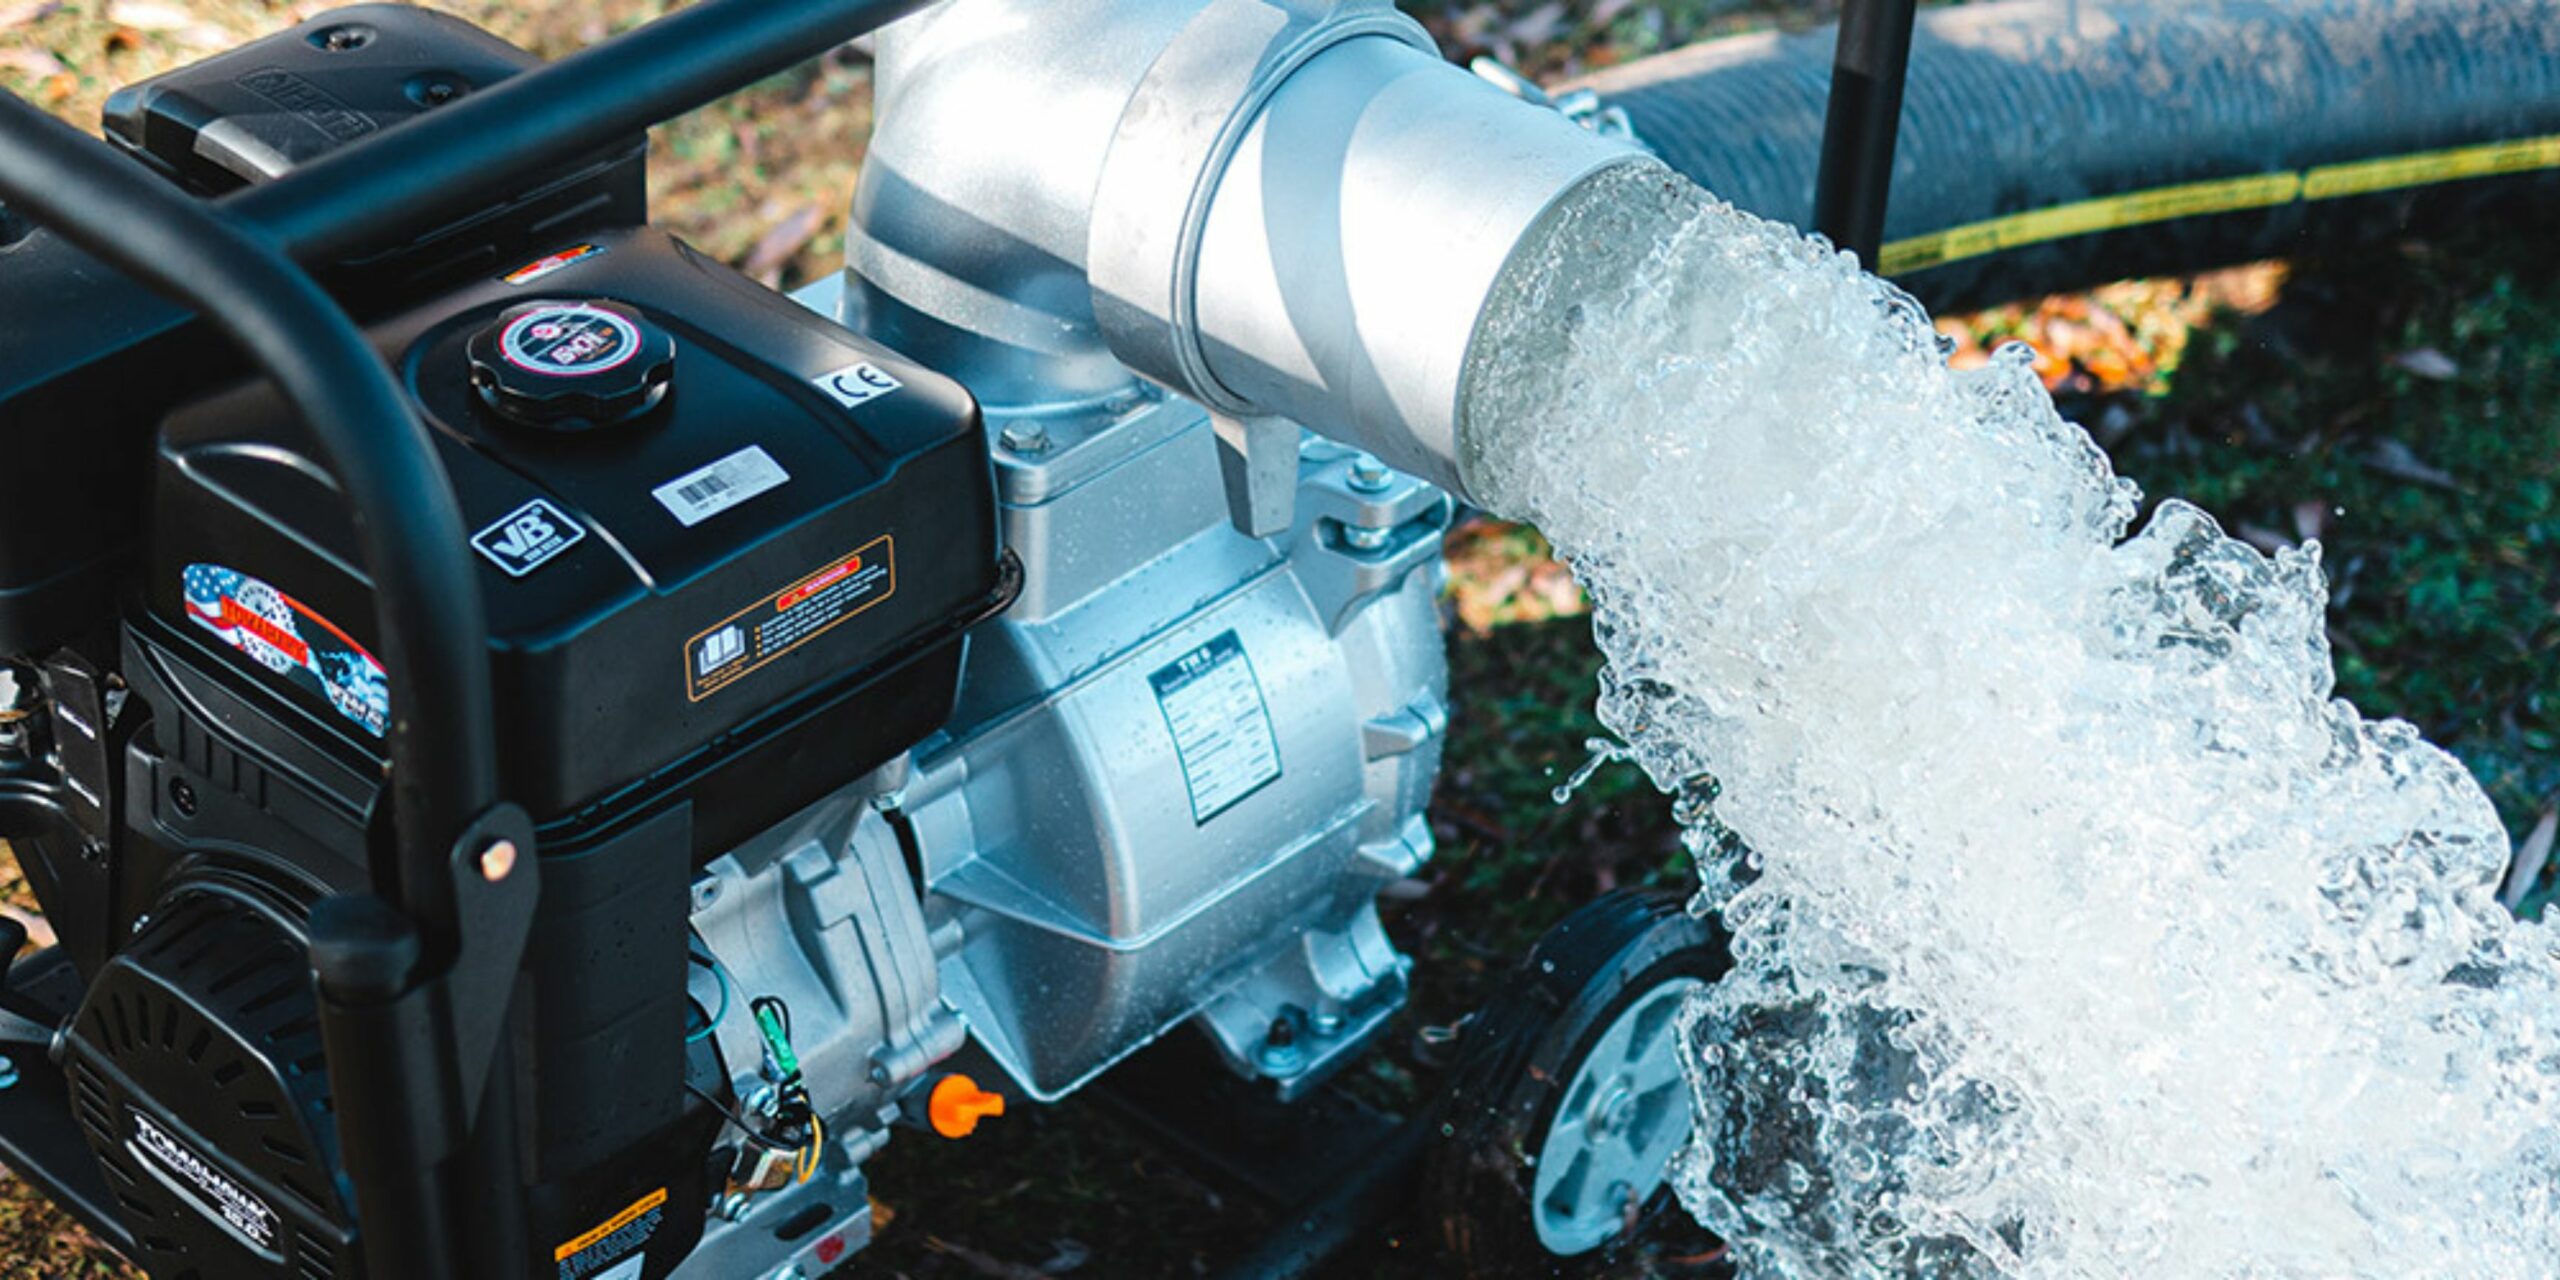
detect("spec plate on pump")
[1149,630,1281,822]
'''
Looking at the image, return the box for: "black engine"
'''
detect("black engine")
[0,9,1007,1277]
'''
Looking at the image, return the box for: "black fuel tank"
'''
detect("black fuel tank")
[140,229,1008,852]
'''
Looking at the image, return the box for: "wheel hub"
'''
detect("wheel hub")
[1530,976,1707,1256]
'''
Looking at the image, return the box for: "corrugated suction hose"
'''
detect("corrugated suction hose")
[1575,0,2560,307]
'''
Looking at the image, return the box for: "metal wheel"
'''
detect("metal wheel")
[1529,973,1705,1255]
[1423,890,1729,1277]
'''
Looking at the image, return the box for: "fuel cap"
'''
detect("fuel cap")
[467,300,674,431]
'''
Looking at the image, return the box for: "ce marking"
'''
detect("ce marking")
[811,361,905,410]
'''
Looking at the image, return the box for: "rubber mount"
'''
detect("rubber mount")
[1424,889,1733,1277]
[467,298,674,431]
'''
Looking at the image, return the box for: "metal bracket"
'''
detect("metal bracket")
[1214,412,1301,538]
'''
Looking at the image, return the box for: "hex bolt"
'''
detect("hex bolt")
[1310,1010,1346,1038]
[478,838,519,883]
[168,778,199,818]
[1347,455,1393,493]
[1340,523,1391,553]
[315,24,371,51]
[998,423,1051,456]
[1256,1014,1305,1076]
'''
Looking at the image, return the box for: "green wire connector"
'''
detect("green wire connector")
[754,1001,801,1083]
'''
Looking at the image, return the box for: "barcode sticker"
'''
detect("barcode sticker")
[653,446,789,527]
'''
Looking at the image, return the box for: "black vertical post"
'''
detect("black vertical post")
[1812,0,1920,266]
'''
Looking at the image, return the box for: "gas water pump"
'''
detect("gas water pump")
[0,2,1723,1276]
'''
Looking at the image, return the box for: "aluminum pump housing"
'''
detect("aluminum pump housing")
[676,3,1656,1274]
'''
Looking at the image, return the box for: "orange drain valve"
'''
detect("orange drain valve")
[928,1074,1006,1138]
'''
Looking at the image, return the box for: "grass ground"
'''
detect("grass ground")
[4,1,2556,1277]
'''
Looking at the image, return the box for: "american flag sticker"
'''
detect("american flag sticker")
[503,241,605,286]
[181,564,390,739]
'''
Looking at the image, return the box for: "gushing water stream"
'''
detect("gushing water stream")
[1460,163,2560,1277]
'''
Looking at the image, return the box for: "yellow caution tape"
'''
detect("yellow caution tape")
[1878,131,2560,277]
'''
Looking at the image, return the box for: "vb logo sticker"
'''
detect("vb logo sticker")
[473,499,586,578]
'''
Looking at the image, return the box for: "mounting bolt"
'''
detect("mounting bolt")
[689,873,722,915]
[1340,522,1391,553]
[1310,1010,1346,1038]
[313,23,372,51]
[477,839,519,883]
[997,423,1050,456]
[1346,455,1393,493]
[168,778,199,818]
[1256,1015,1305,1077]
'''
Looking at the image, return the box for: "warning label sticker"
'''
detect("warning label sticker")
[1148,630,1281,823]
[686,536,896,702]
[555,1186,664,1280]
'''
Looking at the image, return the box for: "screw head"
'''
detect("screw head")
[998,423,1051,456]
[478,839,519,882]
[312,23,373,51]
[168,778,199,818]
[1347,456,1393,493]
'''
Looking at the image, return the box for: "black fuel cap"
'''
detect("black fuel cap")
[467,300,674,431]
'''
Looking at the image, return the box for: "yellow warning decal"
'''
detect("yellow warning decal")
[555,1187,667,1263]
[1878,131,2560,277]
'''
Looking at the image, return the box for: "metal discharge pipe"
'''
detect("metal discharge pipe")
[847,0,1649,500]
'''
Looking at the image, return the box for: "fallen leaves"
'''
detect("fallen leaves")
[1939,261,2289,397]
[2502,809,2558,908]
[2388,346,2462,381]
[2362,437,2464,492]
[0,46,62,79]
[1443,518,1587,634]
[742,202,824,287]
[0,2,63,29]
